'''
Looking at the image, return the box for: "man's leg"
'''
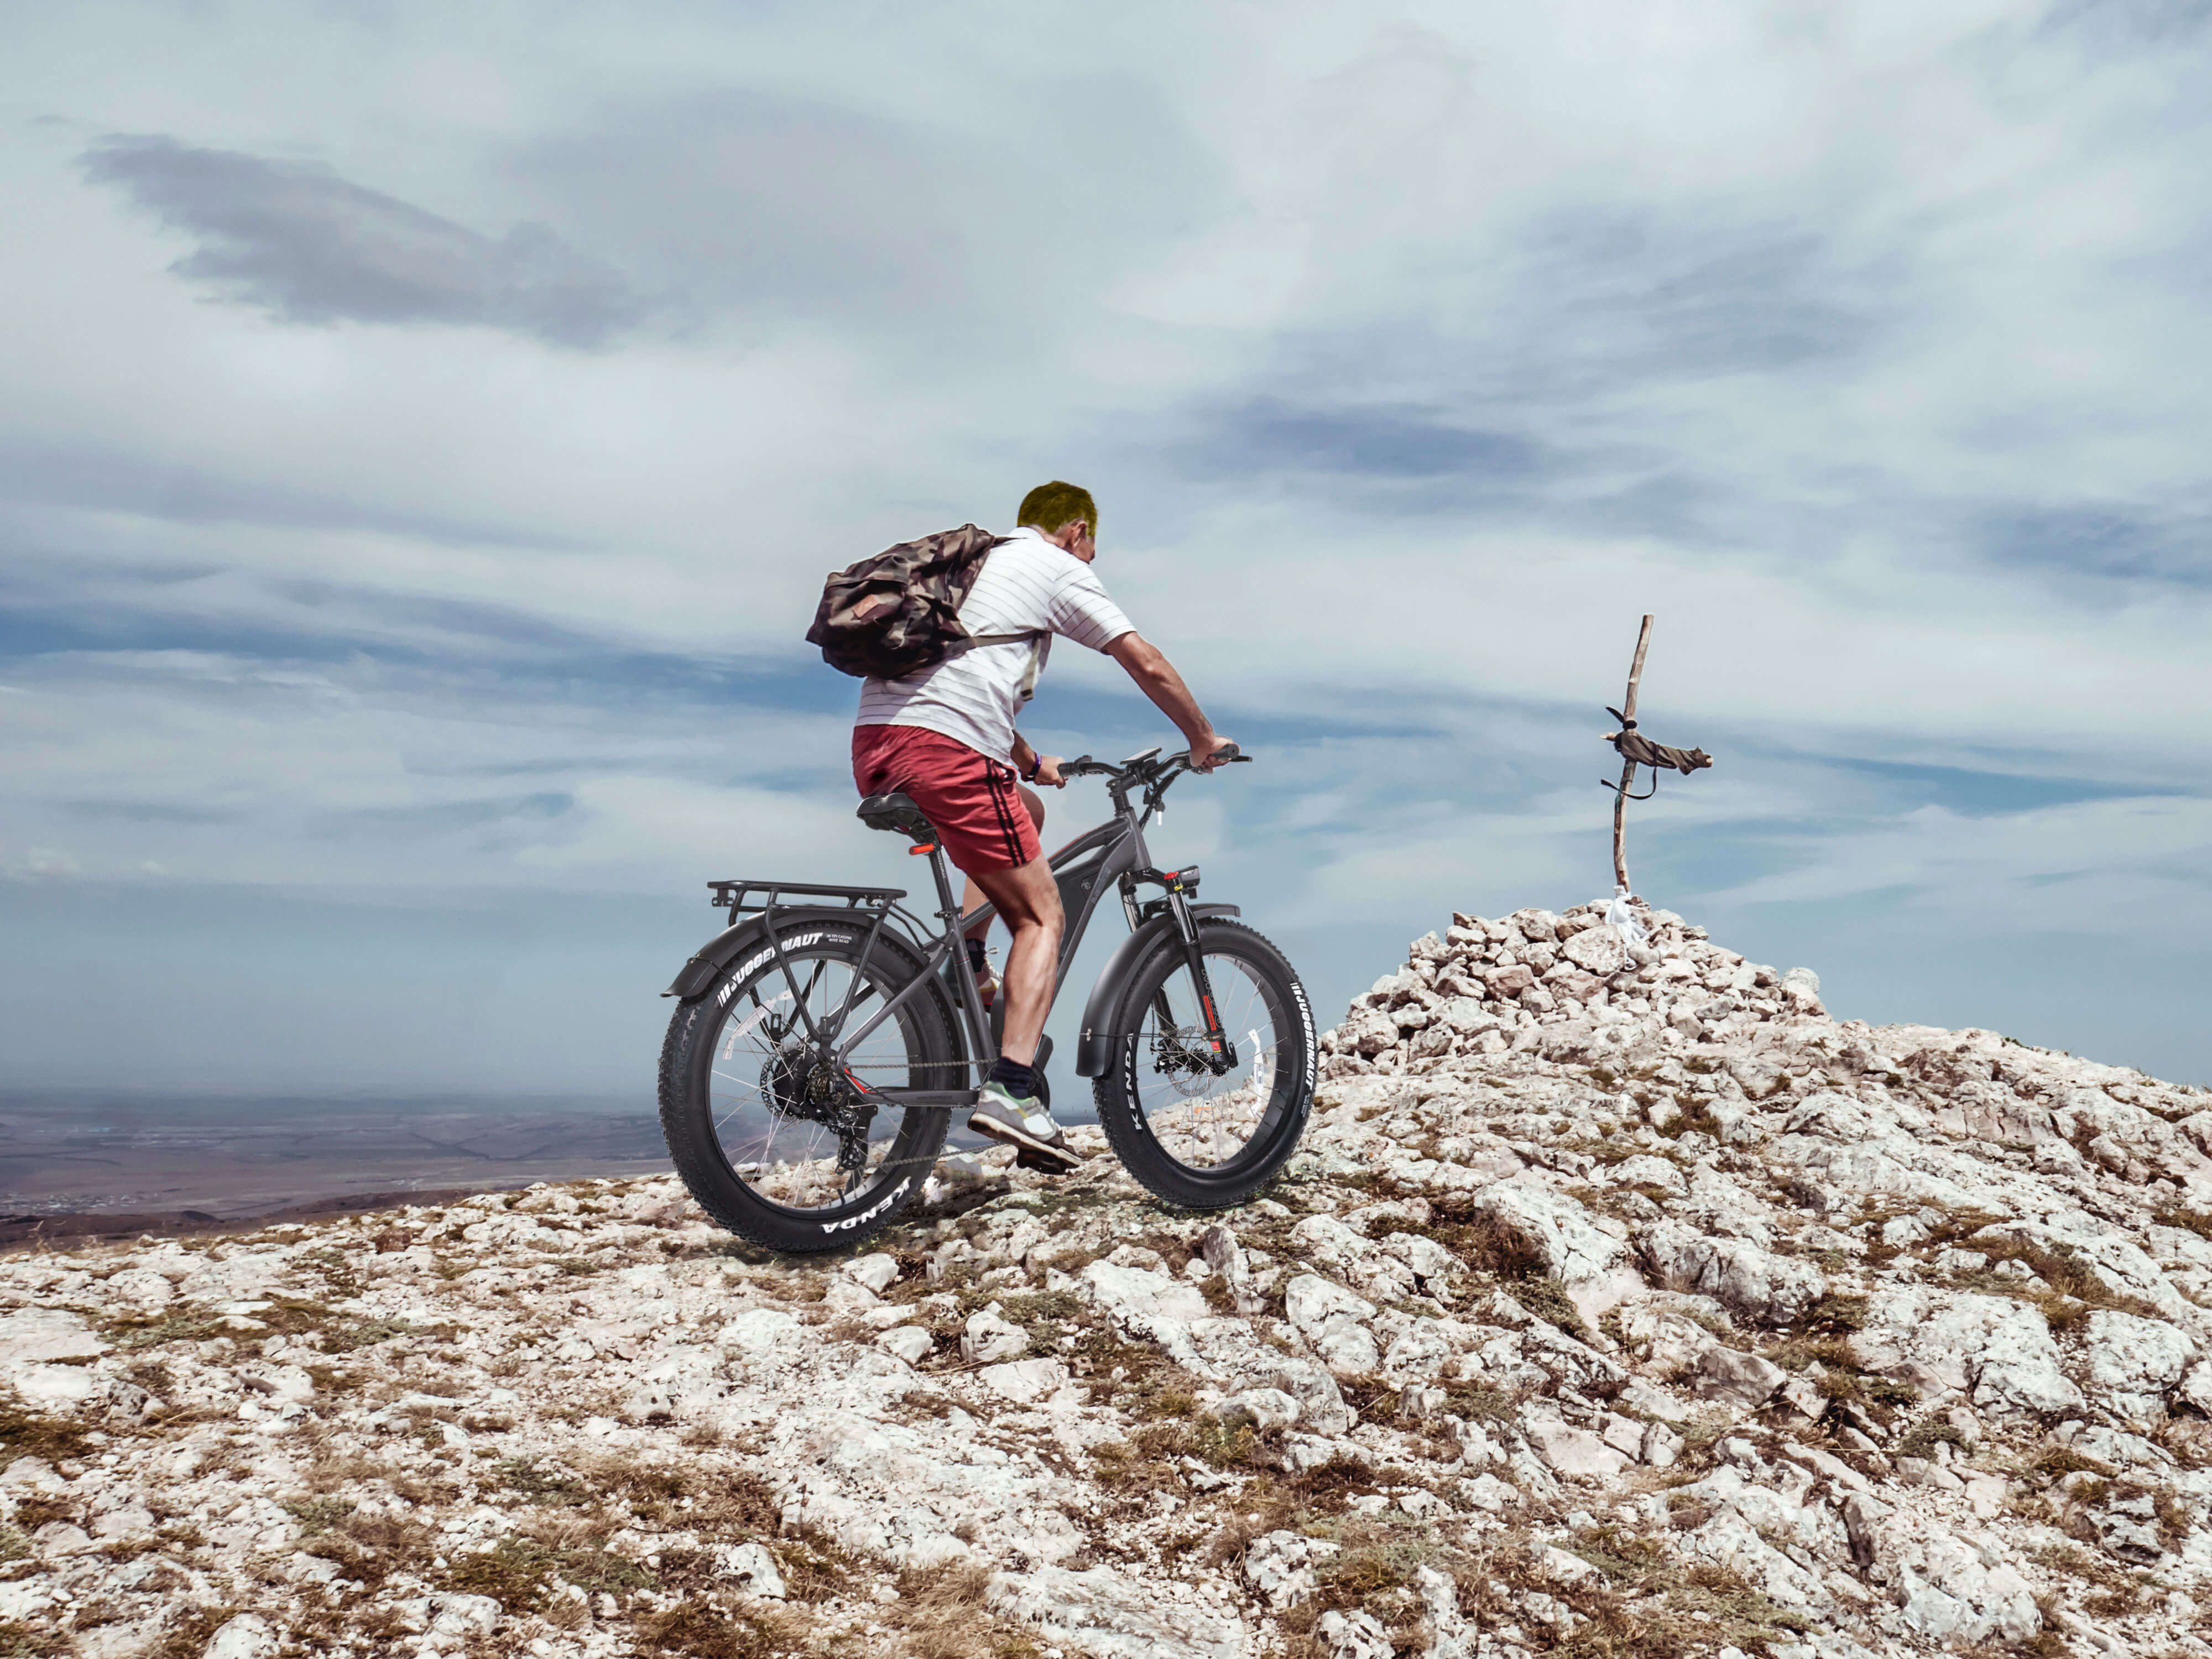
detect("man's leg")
[963,853,1061,1066]
[961,852,1080,1172]
[959,786,1048,989]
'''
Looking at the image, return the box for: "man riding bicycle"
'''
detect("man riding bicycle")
[850,481,1234,1173]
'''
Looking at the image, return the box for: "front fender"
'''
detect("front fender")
[1072,904,1241,1077]
[661,907,888,1004]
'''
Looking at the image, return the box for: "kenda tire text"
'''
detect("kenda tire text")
[657,922,956,1253]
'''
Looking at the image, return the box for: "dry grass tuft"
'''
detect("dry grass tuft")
[435,1530,653,1611]
[884,1561,1045,1658]
[141,1604,241,1659]
[1801,1291,1869,1333]
[639,1600,799,1659]
[2153,1206,2212,1243]
[0,1401,90,1465]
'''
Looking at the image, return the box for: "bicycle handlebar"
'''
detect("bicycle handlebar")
[1062,743,1248,778]
[1058,743,1251,816]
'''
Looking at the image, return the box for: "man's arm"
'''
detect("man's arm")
[1105,634,1234,771]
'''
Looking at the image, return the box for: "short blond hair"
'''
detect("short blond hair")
[1016,481,1098,538]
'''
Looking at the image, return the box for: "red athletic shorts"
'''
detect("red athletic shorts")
[851,725,1041,875]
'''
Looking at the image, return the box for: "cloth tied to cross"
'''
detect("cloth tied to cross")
[1608,728,1713,776]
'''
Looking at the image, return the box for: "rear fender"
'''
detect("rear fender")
[662,907,894,1004]
[1072,904,1241,1077]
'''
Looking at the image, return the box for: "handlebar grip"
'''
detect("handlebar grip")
[1209,743,1246,764]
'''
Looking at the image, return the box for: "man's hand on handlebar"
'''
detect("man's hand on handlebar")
[1011,736,1068,790]
[1191,734,1239,773]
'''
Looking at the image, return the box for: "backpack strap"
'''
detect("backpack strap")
[949,631,1048,702]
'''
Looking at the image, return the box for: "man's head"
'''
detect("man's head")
[1016,481,1098,562]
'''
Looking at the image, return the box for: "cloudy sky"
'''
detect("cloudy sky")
[4,0,2210,1104]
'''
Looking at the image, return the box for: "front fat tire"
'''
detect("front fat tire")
[656,932,954,1254]
[1092,919,1317,1210]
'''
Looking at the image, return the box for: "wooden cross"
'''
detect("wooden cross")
[1600,614,1713,894]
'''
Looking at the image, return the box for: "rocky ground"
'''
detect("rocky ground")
[5,898,2212,1659]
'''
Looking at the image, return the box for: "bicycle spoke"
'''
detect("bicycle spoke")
[696,944,938,1214]
[1133,948,1285,1172]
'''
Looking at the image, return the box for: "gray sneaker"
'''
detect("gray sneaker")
[968,1081,1081,1174]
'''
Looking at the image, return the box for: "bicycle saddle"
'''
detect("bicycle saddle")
[855,792,937,843]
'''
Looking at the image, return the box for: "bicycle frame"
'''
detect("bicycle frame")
[752,765,1235,1110]
[826,813,1144,1104]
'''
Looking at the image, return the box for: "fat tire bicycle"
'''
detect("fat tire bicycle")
[655,744,1316,1252]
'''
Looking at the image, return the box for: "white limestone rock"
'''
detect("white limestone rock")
[842,1252,900,1295]
[1692,1346,1786,1408]
[1522,1411,1632,1478]
[1874,1516,2041,1645]
[1316,1607,1395,1659]
[1469,1178,1625,1284]
[1207,1387,1302,1432]
[0,1308,108,1365]
[204,1614,280,1659]
[1284,1273,1376,1342]
[8,907,2212,1659]
[961,1309,1029,1364]
[1079,1261,1209,1343]
[720,1540,787,1598]
[2074,1310,2197,1418]
[1636,1220,1826,1325]
[874,1326,933,1365]
[988,1562,1248,1659]
[1883,1291,2085,1418]
[979,1358,1069,1405]
[394,1594,503,1637]
[1243,1528,1338,1608]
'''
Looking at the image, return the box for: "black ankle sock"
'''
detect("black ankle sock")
[966,937,989,975]
[988,1057,1039,1098]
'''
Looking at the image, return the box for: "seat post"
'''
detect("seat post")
[926,842,997,1072]
[923,842,963,932]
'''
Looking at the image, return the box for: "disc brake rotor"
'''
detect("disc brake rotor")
[1150,1028,1219,1097]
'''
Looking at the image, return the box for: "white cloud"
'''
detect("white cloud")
[6,0,2211,1088]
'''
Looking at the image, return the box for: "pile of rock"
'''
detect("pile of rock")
[1323,899,1826,1073]
[4,906,2212,1659]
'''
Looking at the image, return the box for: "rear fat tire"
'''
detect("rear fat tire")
[1091,918,1316,1209]
[657,924,957,1254]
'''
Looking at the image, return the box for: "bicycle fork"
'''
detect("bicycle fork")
[1155,877,1237,1074]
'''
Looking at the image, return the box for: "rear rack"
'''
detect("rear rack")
[708,879,906,915]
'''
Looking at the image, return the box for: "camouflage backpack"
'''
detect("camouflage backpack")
[806,524,1044,687]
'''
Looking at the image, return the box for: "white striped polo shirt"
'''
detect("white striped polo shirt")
[854,526,1135,765]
